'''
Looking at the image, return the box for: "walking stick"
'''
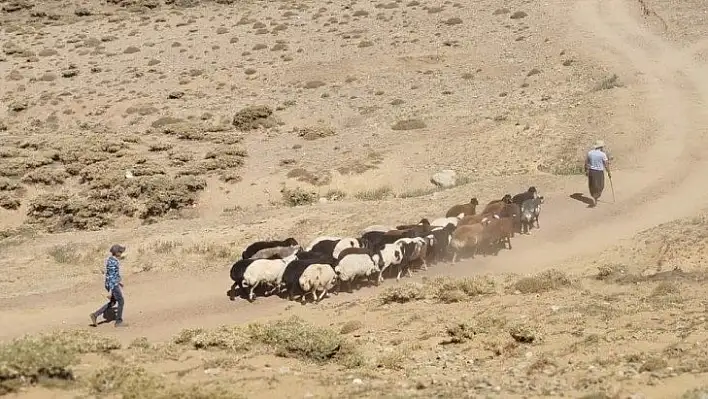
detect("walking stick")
[608,172,615,203]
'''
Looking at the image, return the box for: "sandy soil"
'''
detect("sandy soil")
[2,0,708,397]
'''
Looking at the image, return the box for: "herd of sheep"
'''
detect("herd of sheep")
[228,186,544,303]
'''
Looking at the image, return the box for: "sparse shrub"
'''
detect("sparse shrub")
[303,80,326,89]
[0,194,20,210]
[391,119,426,130]
[379,283,427,304]
[512,269,571,294]
[248,316,343,362]
[21,167,69,185]
[294,125,337,140]
[0,330,120,394]
[593,74,623,91]
[354,186,392,201]
[286,168,331,186]
[88,365,165,398]
[281,186,317,206]
[444,17,462,25]
[340,320,364,335]
[427,276,496,303]
[47,243,83,264]
[232,105,277,131]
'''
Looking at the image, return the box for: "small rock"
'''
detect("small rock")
[352,378,363,385]
[431,169,457,188]
[168,91,184,99]
[278,367,290,374]
[204,368,220,375]
[318,197,328,203]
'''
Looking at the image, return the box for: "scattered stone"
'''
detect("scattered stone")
[510,11,528,19]
[168,91,185,99]
[431,170,457,188]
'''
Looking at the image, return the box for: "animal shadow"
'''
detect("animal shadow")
[569,193,595,208]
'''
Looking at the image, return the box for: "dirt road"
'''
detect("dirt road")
[2,0,708,345]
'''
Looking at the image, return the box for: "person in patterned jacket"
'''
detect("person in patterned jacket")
[89,244,127,327]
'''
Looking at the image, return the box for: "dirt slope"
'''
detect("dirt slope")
[2,0,708,397]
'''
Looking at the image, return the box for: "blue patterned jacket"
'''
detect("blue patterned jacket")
[104,256,122,291]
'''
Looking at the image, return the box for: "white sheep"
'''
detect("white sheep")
[335,253,380,292]
[241,258,288,301]
[299,263,337,303]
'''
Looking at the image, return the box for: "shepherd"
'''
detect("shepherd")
[89,244,127,327]
[584,140,611,207]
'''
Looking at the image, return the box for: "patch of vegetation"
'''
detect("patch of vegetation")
[379,283,427,304]
[47,243,84,264]
[354,186,392,201]
[294,125,337,140]
[427,276,497,303]
[286,168,332,186]
[592,74,623,91]
[232,105,278,131]
[281,186,318,206]
[391,119,426,130]
[175,317,354,364]
[0,330,120,394]
[0,193,21,210]
[511,269,572,294]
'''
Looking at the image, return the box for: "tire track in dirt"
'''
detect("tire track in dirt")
[3,0,708,343]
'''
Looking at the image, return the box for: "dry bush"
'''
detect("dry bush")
[379,283,427,304]
[175,317,354,364]
[232,105,278,131]
[281,186,317,206]
[511,269,572,294]
[286,168,331,186]
[592,74,623,91]
[294,125,337,140]
[0,193,21,210]
[426,276,496,303]
[391,119,426,130]
[21,167,69,185]
[0,330,120,394]
[354,186,392,201]
[47,243,84,264]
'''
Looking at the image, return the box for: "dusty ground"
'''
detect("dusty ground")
[2,0,708,397]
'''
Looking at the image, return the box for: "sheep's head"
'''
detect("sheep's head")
[469,197,479,206]
[419,218,430,226]
[502,194,512,204]
[539,196,545,204]
[284,237,299,246]
[527,186,537,194]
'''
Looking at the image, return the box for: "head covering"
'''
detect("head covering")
[110,244,126,255]
[593,140,605,149]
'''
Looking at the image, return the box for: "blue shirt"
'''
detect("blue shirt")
[586,149,608,171]
[104,256,121,291]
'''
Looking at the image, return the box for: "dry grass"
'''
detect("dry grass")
[511,269,572,293]
[354,186,393,201]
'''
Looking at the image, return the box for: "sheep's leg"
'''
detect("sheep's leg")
[507,235,512,250]
[249,281,259,301]
[396,266,403,281]
[229,282,239,300]
[421,258,428,271]
[311,289,318,302]
[451,250,458,264]
[535,215,540,229]
[406,267,414,278]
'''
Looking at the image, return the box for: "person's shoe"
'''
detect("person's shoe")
[89,313,97,327]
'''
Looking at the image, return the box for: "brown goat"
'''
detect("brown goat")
[480,215,514,253]
[445,197,479,218]
[458,213,486,226]
[448,223,485,263]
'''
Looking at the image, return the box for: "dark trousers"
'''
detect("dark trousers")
[587,169,605,200]
[92,285,124,322]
